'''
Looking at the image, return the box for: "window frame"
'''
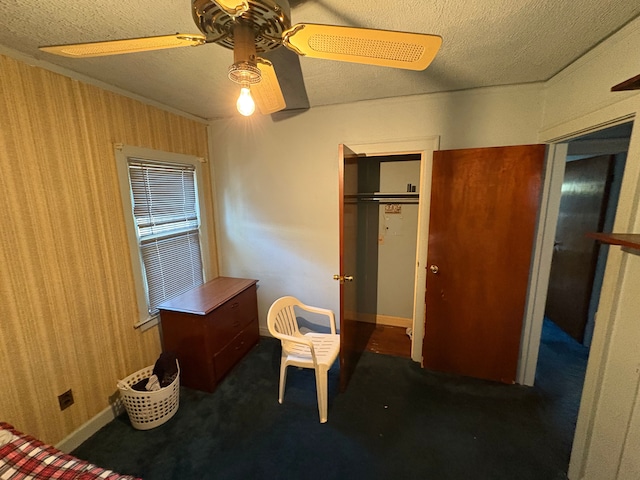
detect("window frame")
[115,144,212,329]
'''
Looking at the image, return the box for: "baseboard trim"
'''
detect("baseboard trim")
[55,404,120,453]
[358,314,412,328]
[259,326,271,337]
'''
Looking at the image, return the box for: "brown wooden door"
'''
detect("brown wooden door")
[338,144,374,391]
[545,155,613,343]
[422,145,545,383]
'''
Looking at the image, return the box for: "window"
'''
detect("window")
[115,145,211,328]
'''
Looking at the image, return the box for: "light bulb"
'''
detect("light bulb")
[236,86,255,116]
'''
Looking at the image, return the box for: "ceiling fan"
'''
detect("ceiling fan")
[39,0,442,116]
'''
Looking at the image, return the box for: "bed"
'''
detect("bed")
[0,422,140,480]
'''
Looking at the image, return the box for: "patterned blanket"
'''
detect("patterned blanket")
[0,422,140,480]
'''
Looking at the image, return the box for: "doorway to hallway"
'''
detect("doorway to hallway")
[535,120,632,470]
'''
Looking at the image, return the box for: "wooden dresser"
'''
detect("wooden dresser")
[158,276,259,393]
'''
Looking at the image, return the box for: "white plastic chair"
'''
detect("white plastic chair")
[267,296,340,423]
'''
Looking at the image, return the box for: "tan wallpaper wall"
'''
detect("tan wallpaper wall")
[0,54,215,445]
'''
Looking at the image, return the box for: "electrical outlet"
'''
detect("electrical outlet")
[58,389,74,411]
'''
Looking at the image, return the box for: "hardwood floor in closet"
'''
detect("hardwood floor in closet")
[360,323,411,358]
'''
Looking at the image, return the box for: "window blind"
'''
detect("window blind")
[128,158,204,314]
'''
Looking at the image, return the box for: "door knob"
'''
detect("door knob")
[333,274,354,283]
[429,265,439,274]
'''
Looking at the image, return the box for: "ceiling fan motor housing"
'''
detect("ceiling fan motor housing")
[192,0,292,52]
[228,22,262,85]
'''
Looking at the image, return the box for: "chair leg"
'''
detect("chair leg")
[278,358,288,404]
[315,366,328,423]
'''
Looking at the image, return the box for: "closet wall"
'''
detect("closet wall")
[377,159,421,326]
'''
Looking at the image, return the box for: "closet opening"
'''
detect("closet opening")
[354,153,422,359]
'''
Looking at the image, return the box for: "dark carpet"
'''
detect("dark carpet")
[73,319,587,480]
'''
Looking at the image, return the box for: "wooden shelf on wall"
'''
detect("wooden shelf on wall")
[587,232,640,251]
[611,73,640,91]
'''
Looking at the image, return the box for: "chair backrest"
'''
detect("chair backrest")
[267,296,302,339]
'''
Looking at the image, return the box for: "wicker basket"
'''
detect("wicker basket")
[117,361,180,430]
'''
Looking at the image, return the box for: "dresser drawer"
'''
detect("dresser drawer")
[214,320,259,380]
[207,285,257,350]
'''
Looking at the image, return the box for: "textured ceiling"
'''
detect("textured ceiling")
[1,0,639,119]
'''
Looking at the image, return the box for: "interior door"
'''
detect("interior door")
[423,145,546,383]
[545,155,614,343]
[337,144,372,391]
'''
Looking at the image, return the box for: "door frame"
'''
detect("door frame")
[522,116,637,386]
[516,143,567,385]
[539,113,638,480]
[348,136,439,362]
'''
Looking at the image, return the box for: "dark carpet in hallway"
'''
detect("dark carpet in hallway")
[73,319,587,480]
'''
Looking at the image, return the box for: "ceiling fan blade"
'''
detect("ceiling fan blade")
[262,47,310,113]
[39,34,206,58]
[253,58,286,115]
[213,0,249,17]
[283,23,442,71]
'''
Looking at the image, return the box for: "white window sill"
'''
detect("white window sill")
[134,314,159,332]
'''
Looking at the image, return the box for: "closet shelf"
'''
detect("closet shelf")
[345,192,420,204]
[346,193,419,199]
[587,232,640,251]
[361,193,419,198]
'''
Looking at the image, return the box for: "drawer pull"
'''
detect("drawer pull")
[232,320,241,328]
[235,341,245,351]
[231,302,240,309]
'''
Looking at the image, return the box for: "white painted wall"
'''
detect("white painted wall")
[377,160,421,320]
[379,160,421,193]
[542,19,640,133]
[209,83,543,333]
[537,16,640,480]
